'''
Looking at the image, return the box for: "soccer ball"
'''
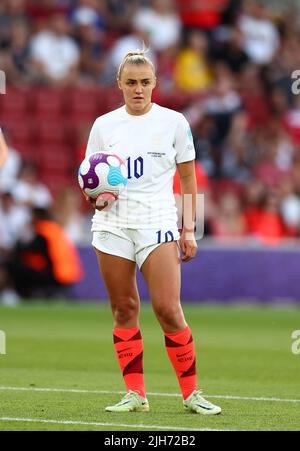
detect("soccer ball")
[78,152,128,207]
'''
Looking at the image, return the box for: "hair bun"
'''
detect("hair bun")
[124,48,148,59]
[117,45,155,80]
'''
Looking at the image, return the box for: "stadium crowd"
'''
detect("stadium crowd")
[1,0,300,264]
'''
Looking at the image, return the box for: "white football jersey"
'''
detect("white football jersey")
[86,103,195,230]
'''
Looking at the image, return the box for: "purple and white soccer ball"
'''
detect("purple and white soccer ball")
[78,152,128,203]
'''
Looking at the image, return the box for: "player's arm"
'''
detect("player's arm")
[177,160,198,262]
[0,128,8,168]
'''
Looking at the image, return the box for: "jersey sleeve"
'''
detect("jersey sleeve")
[174,114,196,164]
[86,119,105,157]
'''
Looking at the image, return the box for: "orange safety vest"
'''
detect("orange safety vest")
[35,220,84,285]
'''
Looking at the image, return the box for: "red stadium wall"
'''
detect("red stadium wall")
[0,86,124,193]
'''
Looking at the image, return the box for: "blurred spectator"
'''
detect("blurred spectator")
[283,96,300,146]
[0,207,83,300]
[12,162,53,209]
[193,115,216,175]
[186,65,242,176]
[251,191,287,244]
[176,0,230,31]
[279,178,300,236]
[29,12,80,84]
[243,178,293,243]
[270,87,290,120]
[238,63,273,129]
[9,21,31,82]
[253,122,294,188]
[238,0,280,65]
[0,136,22,192]
[106,23,156,83]
[214,27,249,73]
[0,0,30,39]
[0,191,30,253]
[52,186,89,244]
[155,45,178,92]
[174,30,213,93]
[133,0,181,52]
[71,0,107,31]
[270,22,300,100]
[0,0,31,83]
[26,0,72,24]
[72,14,106,84]
[221,112,252,182]
[211,191,247,238]
[106,0,139,32]
[243,178,267,234]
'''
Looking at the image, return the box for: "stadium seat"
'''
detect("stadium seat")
[65,120,94,149]
[2,120,33,147]
[40,170,71,195]
[209,179,245,201]
[102,87,123,113]
[68,111,97,127]
[16,144,39,163]
[66,88,99,116]
[34,121,67,145]
[0,112,26,125]
[0,87,29,117]
[33,88,65,119]
[38,145,73,171]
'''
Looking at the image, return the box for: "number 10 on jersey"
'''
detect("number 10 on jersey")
[127,157,144,180]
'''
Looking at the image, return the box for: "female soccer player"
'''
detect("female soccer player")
[86,50,221,415]
[0,128,8,168]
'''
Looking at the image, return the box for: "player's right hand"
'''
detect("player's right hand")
[84,194,106,211]
[84,193,117,211]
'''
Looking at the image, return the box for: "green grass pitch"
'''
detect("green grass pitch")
[0,302,300,431]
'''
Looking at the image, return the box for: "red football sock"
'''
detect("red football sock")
[164,326,197,400]
[113,327,146,398]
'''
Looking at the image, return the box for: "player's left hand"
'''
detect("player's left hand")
[179,229,198,263]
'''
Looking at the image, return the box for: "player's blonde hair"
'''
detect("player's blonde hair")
[117,46,156,81]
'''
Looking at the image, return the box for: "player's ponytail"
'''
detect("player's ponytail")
[117,44,156,81]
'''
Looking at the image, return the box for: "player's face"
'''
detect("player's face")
[118,64,157,116]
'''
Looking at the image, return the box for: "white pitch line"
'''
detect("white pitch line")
[0,418,229,432]
[0,386,299,404]
[207,395,300,403]
[0,386,128,396]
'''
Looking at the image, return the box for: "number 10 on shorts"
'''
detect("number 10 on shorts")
[157,231,174,244]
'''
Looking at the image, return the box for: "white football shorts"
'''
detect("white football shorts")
[92,228,180,269]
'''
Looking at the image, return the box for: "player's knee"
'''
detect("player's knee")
[112,296,139,324]
[154,302,184,329]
